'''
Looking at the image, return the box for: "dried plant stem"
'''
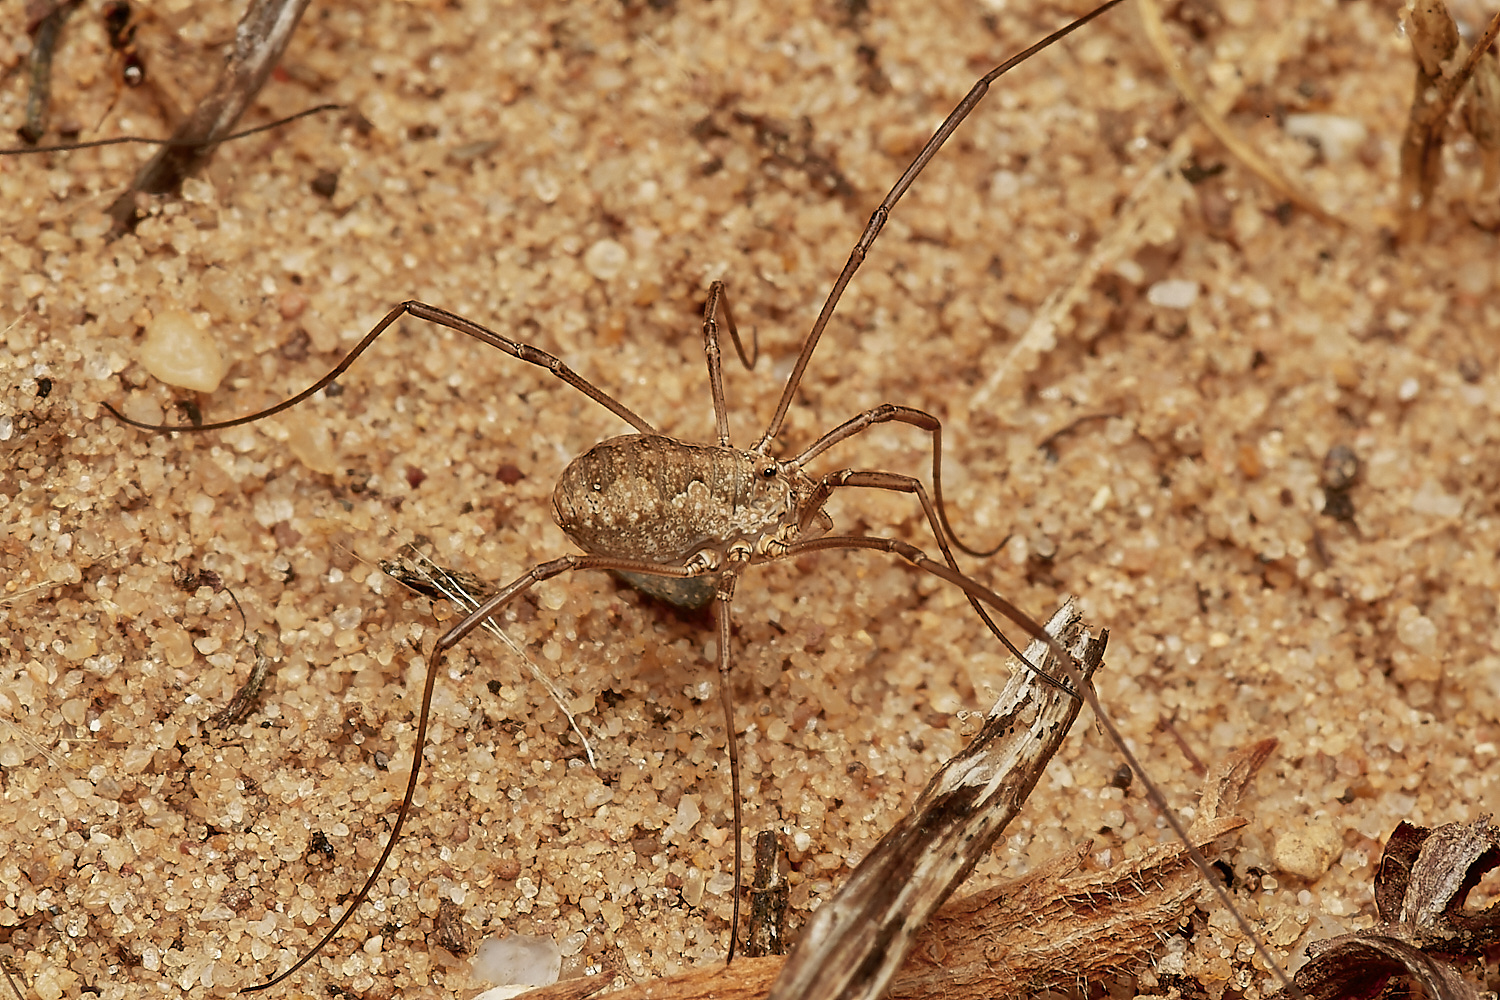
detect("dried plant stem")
[769,603,1103,1000]
[18,0,82,145]
[1399,5,1500,242]
[1136,0,1345,229]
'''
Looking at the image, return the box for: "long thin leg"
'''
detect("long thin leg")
[797,468,1064,692]
[753,0,1127,452]
[791,403,1001,557]
[0,103,341,156]
[244,551,715,992]
[711,573,745,961]
[777,532,1302,998]
[702,281,758,447]
[105,300,657,436]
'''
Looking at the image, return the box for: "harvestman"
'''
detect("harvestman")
[106,0,1295,992]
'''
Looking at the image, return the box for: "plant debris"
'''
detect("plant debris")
[1398,3,1500,241]
[1273,817,1500,1000]
[513,740,1280,1000]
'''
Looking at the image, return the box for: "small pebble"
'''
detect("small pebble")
[279,291,308,320]
[287,420,338,475]
[1284,113,1368,163]
[1321,445,1359,491]
[138,309,230,392]
[1273,822,1341,879]
[1112,258,1146,285]
[471,933,562,987]
[1146,278,1200,309]
[583,238,628,280]
[672,794,701,833]
[1395,609,1438,653]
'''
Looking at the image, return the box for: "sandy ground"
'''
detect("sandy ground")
[1,0,1498,998]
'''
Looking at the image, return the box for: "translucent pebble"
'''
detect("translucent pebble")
[1113,257,1146,285]
[558,930,588,957]
[1146,278,1200,309]
[672,794,701,832]
[470,933,562,987]
[1395,609,1438,653]
[582,238,628,280]
[331,606,364,631]
[532,172,560,204]
[286,418,338,475]
[32,966,78,1000]
[682,866,705,907]
[84,351,124,379]
[158,625,196,669]
[138,309,229,392]
[540,586,567,611]
[1283,113,1368,163]
[1410,479,1462,518]
[119,395,164,428]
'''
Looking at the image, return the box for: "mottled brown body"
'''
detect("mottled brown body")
[553,434,819,569]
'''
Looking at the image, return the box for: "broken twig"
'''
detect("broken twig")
[105,0,310,234]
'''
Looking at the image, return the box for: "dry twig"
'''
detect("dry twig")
[105,0,310,234]
[17,0,83,144]
[1398,3,1500,241]
[770,603,1104,1000]
[515,737,1278,1000]
[1272,818,1500,1000]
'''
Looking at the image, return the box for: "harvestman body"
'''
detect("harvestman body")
[106,0,1299,993]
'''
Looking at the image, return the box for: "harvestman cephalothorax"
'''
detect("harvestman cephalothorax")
[100,0,1303,993]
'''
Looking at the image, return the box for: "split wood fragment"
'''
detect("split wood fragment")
[515,733,1277,1000]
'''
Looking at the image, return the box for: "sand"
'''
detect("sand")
[1,0,1497,998]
